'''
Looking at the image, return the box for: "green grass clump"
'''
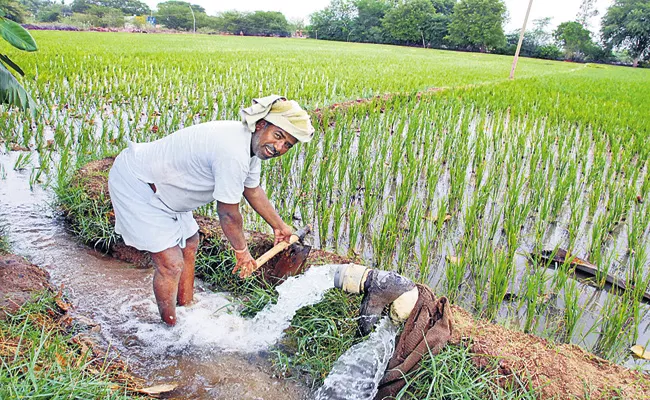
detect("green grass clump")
[272,289,362,386]
[195,238,279,317]
[0,293,133,399]
[398,345,538,400]
[55,169,117,252]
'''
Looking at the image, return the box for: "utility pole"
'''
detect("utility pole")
[509,0,534,80]
[188,5,196,33]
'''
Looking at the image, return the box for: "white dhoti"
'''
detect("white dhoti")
[107,152,199,253]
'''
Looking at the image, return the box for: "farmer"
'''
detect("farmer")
[107,95,314,326]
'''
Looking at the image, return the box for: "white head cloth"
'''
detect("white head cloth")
[240,95,315,143]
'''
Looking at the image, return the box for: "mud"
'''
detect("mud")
[451,305,650,399]
[0,253,53,319]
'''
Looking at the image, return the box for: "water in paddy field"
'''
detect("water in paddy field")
[314,318,397,400]
[120,265,339,354]
[0,152,344,399]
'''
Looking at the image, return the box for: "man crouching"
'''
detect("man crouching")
[107,95,314,326]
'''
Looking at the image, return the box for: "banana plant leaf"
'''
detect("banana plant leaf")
[0,16,37,52]
[0,61,36,114]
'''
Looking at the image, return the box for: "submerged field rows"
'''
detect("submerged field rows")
[1,32,650,369]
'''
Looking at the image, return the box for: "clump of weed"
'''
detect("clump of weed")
[195,238,278,317]
[0,292,134,399]
[55,167,117,251]
[272,289,362,387]
[399,345,538,399]
[0,228,9,254]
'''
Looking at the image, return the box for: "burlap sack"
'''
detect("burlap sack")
[375,284,453,399]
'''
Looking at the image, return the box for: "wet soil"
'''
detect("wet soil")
[72,158,650,399]
[0,253,52,319]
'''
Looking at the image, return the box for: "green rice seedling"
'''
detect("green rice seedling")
[625,246,649,343]
[13,152,32,171]
[331,197,344,251]
[444,243,466,303]
[416,222,436,284]
[485,249,514,321]
[522,259,551,334]
[592,291,636,361]
[562,279,584,342]
[469,238,491,313]
[396,202,423,275]
[347,206,362,258]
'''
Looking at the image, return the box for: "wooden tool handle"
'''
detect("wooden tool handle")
[254,234,300,270]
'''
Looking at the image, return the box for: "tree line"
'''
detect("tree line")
[1,0,294,36]
[1,0,647,66]
[309,0,649,66]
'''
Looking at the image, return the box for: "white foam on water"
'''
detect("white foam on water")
[118,264,343,354]
[313,317,398,400]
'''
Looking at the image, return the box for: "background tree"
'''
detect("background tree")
[382,0,438,47]
[245,11,290,36]
[446,0,507,52]
[36,3,72,22]
[553,21,593,60]
[71,0,149,15]
[215,10,247,34]
[0,0,27,22]
[352,0,392,43]
[287,16,305,35]
[577,0,599,29]
[601,0,650,67]
[156,1,206,31]
[307,0,356,41]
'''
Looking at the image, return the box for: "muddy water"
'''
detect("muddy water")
[0,152,309,399]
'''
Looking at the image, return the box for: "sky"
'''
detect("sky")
[142,0,615,33]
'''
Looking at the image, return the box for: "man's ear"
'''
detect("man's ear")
[255,119,267,131]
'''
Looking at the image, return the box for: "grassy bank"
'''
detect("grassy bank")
[0,292,135,399]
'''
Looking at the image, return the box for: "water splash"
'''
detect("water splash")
[313,317,397,400]
[118,264,343,354]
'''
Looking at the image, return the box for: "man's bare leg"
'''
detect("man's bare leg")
[178,233,199,306]
[151,246,185,326]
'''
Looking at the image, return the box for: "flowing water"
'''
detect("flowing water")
[0,152,346,399]
[314,317,397,400]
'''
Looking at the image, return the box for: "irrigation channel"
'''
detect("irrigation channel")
[0,149,404,399]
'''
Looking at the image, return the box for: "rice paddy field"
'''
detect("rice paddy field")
[2,30,650,374]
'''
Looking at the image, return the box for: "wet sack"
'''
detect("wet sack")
[375,285,453,399]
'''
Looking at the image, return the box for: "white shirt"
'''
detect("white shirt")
[122,121,261,212]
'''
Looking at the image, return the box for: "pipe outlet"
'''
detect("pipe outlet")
[335,265,418,335]
[389,287,419,323]
[334,264,370,294]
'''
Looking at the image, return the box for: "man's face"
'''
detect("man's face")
[251,120,298,160]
